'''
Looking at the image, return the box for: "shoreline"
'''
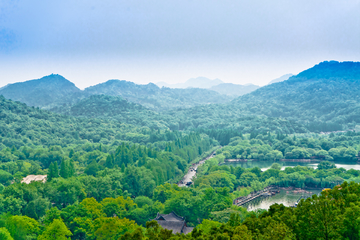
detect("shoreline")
[233,186,322,207]
[224,158,319,163]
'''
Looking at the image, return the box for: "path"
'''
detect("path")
[233,186,279,206]
[178,151,217,187]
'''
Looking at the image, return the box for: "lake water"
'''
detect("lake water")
[243,189,322,211]
[224,159,358,210]
[223,160,360,171]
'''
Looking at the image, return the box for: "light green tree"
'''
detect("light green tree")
[38,219,72,240]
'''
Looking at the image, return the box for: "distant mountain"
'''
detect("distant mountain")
[0,74,81,108]
[84,79,233,110]
[209,83,259,96]
[161,61,360,133]
[84,80,160,98]
[0,76,234,111]
[268,74,293,85]
[231,61,360,131]
[156,77,223,89]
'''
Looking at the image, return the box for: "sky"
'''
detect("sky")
[0,0,359,89]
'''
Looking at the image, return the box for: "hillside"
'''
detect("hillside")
[209,83,259,96]
[162,61,360,133]
[0,74,81,108]
[0,95,174,148]
[231,61,360,131]
[0,76,234,111]
[83,79,233,110]
[51,95,172,129]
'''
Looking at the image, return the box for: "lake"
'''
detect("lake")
[224,159,357,210]
[223,160,360,171]
[243,189,322,211]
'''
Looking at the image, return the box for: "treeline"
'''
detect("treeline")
[195,155,358,192]
[218,131,360,162]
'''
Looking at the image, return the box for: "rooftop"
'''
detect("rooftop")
[21,175,47,184]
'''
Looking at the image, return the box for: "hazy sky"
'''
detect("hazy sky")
[0,0,359,89]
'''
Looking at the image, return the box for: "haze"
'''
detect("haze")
[0,0,359,89]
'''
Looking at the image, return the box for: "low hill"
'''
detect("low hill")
[0,74,81,108]
[209,83,259,96]
[0,95,163,148]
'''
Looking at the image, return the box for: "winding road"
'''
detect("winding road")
[178,151,217,187]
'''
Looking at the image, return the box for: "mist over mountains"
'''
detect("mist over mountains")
[1,60,360,133]
[156,77,224,89]
[267,73,293,84]
[156,76,260,96]
[0,75,234,111]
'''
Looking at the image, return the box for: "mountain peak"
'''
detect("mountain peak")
[295,61,360,80]
[0,74,80,108]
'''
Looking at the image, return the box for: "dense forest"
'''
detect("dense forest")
[1,61,360,239]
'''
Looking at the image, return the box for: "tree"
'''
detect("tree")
[59,159,68,178]
[0,170,14,186]
[318,161,336,170]
[0,228,14,240]
[93,217,139,240]
[270,163,281,170]
[6,215,40,240]
[84,160,99,177]
[68,160,75,177]
[261,221,295,240]
[47,162,59,181]
[38,219,72,240]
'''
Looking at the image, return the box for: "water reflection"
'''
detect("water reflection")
[224,160,360,171]
[243,190,322,211]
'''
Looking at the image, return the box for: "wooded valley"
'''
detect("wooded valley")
[1,61,360,239]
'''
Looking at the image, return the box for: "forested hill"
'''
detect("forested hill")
[51,95,174,129]
[230,61,360,131]
[83,79,233,110]
[0,76,234,111]
[0,74,81,109]
[0,95,180,148]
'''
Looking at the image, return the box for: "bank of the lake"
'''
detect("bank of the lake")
[243,189,322,211]
[222,159,360,171]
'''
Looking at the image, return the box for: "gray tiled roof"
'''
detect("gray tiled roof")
[157,220,185,234]
[155,211,185,221]
[153,211,193,234]
[183,227,194,235]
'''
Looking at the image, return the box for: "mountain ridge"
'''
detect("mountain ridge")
[0,75,234,111]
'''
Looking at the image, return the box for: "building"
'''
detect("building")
[153,211,194,234]
[21,175,47,184]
